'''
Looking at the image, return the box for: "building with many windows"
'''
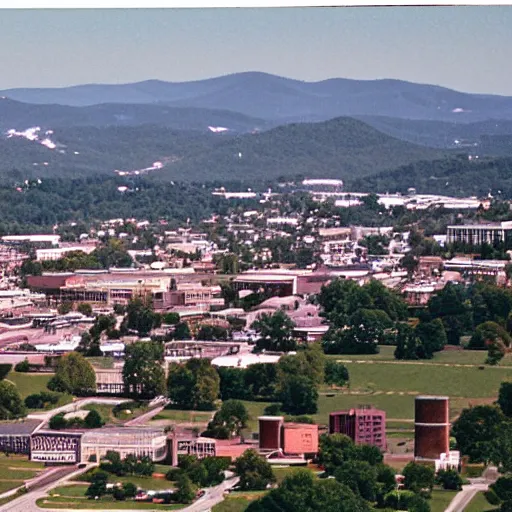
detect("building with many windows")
[329,406,386,450]
[447,221,512,247]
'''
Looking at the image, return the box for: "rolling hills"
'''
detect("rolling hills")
[0,117,446,182]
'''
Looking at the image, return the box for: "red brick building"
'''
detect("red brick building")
[329,406,386,450]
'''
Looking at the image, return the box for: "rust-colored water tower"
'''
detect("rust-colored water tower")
[414,395,450,460]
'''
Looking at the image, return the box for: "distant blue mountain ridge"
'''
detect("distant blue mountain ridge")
[3,71,512,123]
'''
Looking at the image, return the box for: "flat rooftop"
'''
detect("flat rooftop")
[0,419,42,435]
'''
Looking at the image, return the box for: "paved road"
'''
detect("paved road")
[445,465,498,512]
[0,464,92,512]
[181,473,240,512]
[1,468,238,512]
[27,397,130,423]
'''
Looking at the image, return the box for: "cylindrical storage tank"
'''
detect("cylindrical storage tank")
[258,416,284,451]
[414,396,450,460]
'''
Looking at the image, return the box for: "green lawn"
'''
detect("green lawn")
[0,454,44,493]
[344,361,510,397]
[429,489,459,512]
[329,345,512,366]
[41,483,184,510]
[5,371,73,408]
[212,491,267,512]
[272,466,317,484]
[6,371,52,397]
[152,408,214,424]
[87,357,115,369]
[465,491,499,512]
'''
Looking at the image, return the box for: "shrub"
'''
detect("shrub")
[0,364,12,380]
[435,469,463,490]
[14,359,30,373]
[485,488,502,506]
[384,490,417,509]
[25,391,60,409]
[49,413,67,430]
[113,487,126,501]
[123,482,137,499]
[84,409,104,428]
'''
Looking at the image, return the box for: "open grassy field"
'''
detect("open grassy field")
[151,408,214,424]
[40,482,184,510]
[429,489,459,512]
[5,371,73,408]
[465,491,499,512]
[0,454,44,494]
[342,361,511,397]
[330,345,512,366]
[212,491,267,512]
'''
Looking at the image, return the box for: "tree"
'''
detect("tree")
[47,352,96,396]
[452,405,506,463]
[334,460,378,502]
[245,470,372,512]
[124,295,161,337]
[491,476,512,502]
[163,312,180,325]
[402,462,435,494]
[401,253,419,277]
[57,301,73,315]
[498,382,512,417]
[101,451,125,476]
[0,364,12,380]
[49,412,67,429]
[173,322,191,340]
[435,469,463,490]
[77,303,93,317]
[85,409,104,429]
[394,323,424,360]
[324,360,349,387]
[174,474,196,504]
[123,482,137,499]
[252,310,296,352]
[122,341,166,399]
[323,323,380,355]
[469,321,512,351]
[167,358,220,410]
[279,375,318,415]
[85,470,109,499]
[318,434,359,475]
[93,238,133,269]
[234,449,275,491]
[277,344,325,386]
[14,359,30,373]
[217,367,248,401]
[244,363,278,400]
[0,381,26,420]
[427,282,472,345]
[205,400,249,439]
[197,325,229,341]
[491,422,512,473]
[415,318,448,354]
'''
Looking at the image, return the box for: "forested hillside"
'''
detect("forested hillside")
[348,155,512,197]
[0,117,445,182]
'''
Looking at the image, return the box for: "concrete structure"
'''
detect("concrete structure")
[30,431,82,463]
[258,416,283,451]
[281,423,319,455]
[258,416,319,457]
[435,451,461,472]
[447,221,512,247]
[36,245,96,262]
[81,427,167,462]
[329,406,386,450]
[0,420,42,455]
[95,368,125,395]
[414,396,450,461]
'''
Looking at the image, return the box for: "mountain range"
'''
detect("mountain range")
[3,72,512,123]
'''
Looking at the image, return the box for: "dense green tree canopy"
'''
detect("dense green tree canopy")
[122,341,166,399]
[48,352,96,396]
[167,358,220,410]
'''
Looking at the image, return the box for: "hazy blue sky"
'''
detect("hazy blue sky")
[1,7,511,94]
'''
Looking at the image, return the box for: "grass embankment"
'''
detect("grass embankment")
[465,491,499,511]
[6,371,73,409]
[0,454,44,494]
[151,408,214,424]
